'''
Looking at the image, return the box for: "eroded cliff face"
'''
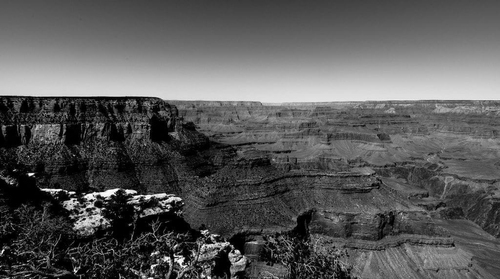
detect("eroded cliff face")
[168,100,500,278]
[3,97,500,278]
[0,97,209,194]
[169,100,500,235]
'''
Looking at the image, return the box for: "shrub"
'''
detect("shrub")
[0,204,76,278]
[0,203,209,279]
[69,220,206,279]
[102,189,136,240]
[261,233,354,279]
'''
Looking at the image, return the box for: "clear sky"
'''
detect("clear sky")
[1,1,499,102]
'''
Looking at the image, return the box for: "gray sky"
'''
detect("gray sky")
[1,0,499,102]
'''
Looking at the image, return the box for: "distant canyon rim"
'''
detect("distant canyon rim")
[2,96,500,278]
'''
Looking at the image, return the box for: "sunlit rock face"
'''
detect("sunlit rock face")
[42,188,184,236]
[4,97,500,278]
[169,100,500,235]
[168,100,500,278]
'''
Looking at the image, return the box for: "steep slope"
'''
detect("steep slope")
[170,100,500,237]
[168,99,500,278]
[3,97,500,278]
[0,96,209,194]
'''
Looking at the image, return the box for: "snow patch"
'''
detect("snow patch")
[41,188,184,236]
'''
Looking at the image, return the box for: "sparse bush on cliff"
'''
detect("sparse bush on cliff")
[0,202,211,279]
[261,233,353,279]
[102,189,135,240]
[0,185,227,279]
[0,204,76,278]
[69,220,209,279]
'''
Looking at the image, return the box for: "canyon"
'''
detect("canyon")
[2,97,500,278]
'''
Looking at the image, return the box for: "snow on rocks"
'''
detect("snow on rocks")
[41,188,184,236]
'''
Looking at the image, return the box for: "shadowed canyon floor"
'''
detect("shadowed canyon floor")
[2,97,500,278]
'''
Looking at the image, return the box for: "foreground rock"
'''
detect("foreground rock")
[41,187,248,278]
[42,188,184,236]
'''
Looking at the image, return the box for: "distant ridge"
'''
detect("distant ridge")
[167,100,500,107]
[167,100,263,108]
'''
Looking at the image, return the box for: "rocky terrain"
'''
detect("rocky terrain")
[2,96,500,278]
[42,188,184,236]
[0,171,248,278]
[170,99,500,278]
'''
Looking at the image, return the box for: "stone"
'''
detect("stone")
[42,188,184,236]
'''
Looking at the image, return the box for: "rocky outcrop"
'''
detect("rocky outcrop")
[309,210,449,241]
[42,188,184,236]
[1,169,249,279]
[376,163,500,238]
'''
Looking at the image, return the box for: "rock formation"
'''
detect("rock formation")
[0,97,209,194]
[3,97,500,278]
[0,170,248,279]
[169,99,500,278]
[42,188,184,236]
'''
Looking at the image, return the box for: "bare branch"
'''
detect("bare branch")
[165,254,174,279]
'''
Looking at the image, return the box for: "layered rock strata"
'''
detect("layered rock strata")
[168,100,500,278]
[0,97,209,194]
[4,97,500,278]
[170,100,500,236]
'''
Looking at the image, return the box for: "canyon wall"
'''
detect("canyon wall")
[169,100,500,235]
[0,97,210,194]
[169,99,500,278]
[3,97,500,278]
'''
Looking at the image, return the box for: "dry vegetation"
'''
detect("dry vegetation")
[0,197,208,279]
[260,233,353,279]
